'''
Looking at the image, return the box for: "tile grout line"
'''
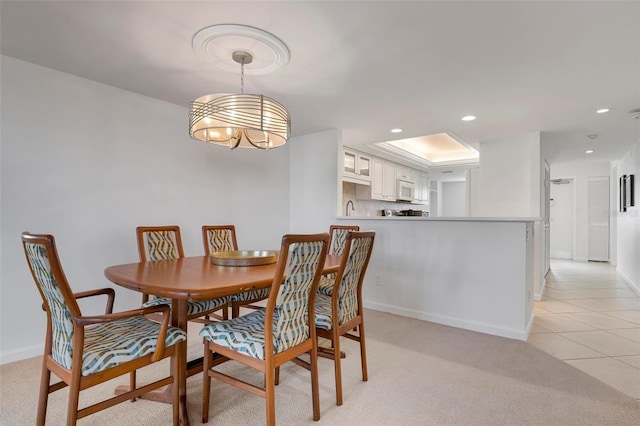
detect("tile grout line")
[530,259,640,399]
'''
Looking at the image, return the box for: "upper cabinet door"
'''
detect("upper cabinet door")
[357,154,371,179]
[343,148,372,183]
[418,172,430,203]
[396,165,416,183]
[371,157,385,200]
[371,157,395,201]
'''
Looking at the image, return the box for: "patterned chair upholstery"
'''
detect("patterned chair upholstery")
[200,233,330,426]
[317,225,360,296]
[21,232,186,426]
[137,226,229,320]
[314,230,375,406]
[202,225,270,317]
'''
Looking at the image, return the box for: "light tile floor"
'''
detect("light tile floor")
[528,259,640,400]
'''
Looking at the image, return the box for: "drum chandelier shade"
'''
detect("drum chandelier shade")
[188,51,291,150]
[189,93,290,149]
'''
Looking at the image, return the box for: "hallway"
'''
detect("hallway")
[528,259,640,400]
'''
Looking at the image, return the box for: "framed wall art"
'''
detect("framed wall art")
[620,174,635,212]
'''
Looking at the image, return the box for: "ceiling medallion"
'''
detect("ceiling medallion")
[192,24,290,75]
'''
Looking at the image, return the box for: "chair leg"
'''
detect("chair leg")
[265,369,276,426]
[358,321,368,382]
[129,371,137,402]
[332,329,343,406]
[310,347,321,421]
[202,345,212,423]
[172,352,180,426]
[231,303,240,319]
[36,361,51,426]
[66,372,81,426]
[274,366,280,386]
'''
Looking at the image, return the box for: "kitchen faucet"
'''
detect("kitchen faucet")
[346,200,355,216]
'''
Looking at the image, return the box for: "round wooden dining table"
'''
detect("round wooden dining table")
[104,254,341,425]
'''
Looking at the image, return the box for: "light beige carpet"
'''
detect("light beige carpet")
[1,310,639,425]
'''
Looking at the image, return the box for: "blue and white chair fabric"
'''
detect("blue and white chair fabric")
[22,232,187,425]
[315,234,373,330]
[139,226,230,317]
[317,225,359,296]
[200,239,325,359]
[24,241,187,376]
[203,225,270,314]
[313,230,374,407]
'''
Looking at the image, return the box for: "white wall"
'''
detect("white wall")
[468,132,545,298]
[441,181,466,217]
[337,217,535,341]
[470,132,542,217]
[615,140,640,292]
[288,129,340,232]
[0,56,291,363]
[550,161,612,262]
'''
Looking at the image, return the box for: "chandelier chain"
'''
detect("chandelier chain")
[240,58,245,94]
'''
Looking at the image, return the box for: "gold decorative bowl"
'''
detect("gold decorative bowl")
[210,250,278,267]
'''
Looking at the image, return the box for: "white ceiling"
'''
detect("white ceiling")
[2,1,639,166]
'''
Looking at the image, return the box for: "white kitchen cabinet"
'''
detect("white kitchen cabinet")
[416,172,430,203]
[396,164,416,183]
[371,157,396,201]
[342,148,371,183]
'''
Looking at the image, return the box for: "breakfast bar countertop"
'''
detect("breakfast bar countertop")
[337,216,543,222]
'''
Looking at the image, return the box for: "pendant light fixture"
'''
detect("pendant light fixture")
[189,50,290,150]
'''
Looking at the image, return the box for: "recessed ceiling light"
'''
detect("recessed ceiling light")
[596,108,610,114]
[585,150,594,154]
[390,128,403,133]
[461,115,477,122]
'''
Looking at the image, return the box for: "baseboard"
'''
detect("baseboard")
[574,257,588,262]
[0,344,42,365]
[617,268,640,296]
[363,301,528,341]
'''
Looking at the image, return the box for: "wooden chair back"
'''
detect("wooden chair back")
[264,233,330,354]
[136,225,183,304]
[136,225,184,262]
[22,233,83,367]
[202,225,238,255]
[332,231,376,324]
[328,225,360,256]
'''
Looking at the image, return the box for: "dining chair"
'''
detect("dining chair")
[21,232,187,426]
[137,225,229,321]
[200,233,330,426]
[317,225,360,296]
[202,225,271,318]
[315,230,375,406]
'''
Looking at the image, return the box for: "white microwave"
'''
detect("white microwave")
[396,179,416,202]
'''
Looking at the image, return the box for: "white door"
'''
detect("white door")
[588,176,610,261]
[550,178,574,259]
